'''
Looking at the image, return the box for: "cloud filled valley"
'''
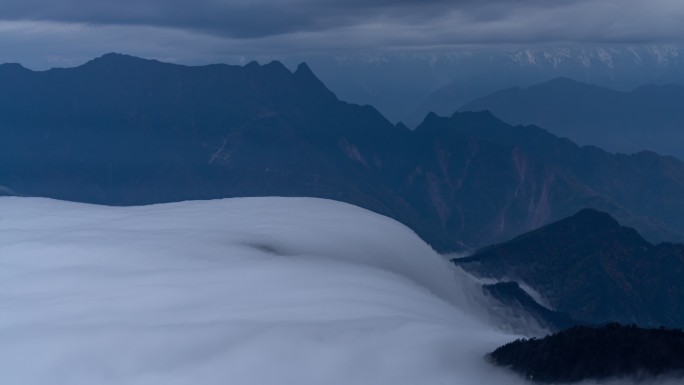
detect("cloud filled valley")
[2,0,684,381]
[3,197,684,384]
[5,196,684,385]
[2,51,684,384]
[0,197,527,384]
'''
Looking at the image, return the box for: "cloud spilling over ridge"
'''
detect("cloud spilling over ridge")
[1,197,681,384]
[0,197,521,384]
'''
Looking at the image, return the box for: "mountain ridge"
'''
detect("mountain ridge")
[455,208,684,328]
[402,46,684,126]
[489,323,684,383]
[4,54,684,252]
[460,77,684,159]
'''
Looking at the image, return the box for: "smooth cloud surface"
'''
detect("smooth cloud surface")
[0,197,522,385]
[1,197,680,384]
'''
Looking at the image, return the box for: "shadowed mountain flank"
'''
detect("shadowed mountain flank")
[456,209,684,328]
[4,54,684,251]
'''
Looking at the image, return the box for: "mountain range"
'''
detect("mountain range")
[455,209,684,328]
[401,45,684,126]
[199,46,684,126]
[461,77,684,160]
[3,53,684,252]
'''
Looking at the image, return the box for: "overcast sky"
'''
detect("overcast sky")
[1,0,683,68]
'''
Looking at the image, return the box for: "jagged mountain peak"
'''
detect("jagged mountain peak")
[84,52,159,67]
[293,61,338,100]
[570,208,621,225]
[487,208,650,253]
[244,60,260,69]
[0,62,30,72]
[552,208,623,230]
[295,62,313,76]
[82,54,293,78]
[263,59,289,73]
[419,111,441,126]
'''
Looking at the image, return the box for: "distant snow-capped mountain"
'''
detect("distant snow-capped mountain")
[285,45,684,124]
[504,46,681,69]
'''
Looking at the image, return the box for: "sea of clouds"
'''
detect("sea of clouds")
[0,197,676,384]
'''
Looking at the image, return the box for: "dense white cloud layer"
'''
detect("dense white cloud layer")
[0,197,522,384]
[1,197,681,384]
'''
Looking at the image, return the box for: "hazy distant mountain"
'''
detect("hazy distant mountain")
[460,77,684,159]
[4,53,684,251]
[404,45,684,127]
[298,53,460,123]
[456,209,684,328]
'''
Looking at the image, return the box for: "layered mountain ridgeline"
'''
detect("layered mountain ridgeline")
[4,54,684,251]
[303,47,684,125]
[489,323,684,383]
[460,78,684,159]
[421,112,684,246]
[0,53,443,243]
[403,46,684,127]
[455,209,684,328]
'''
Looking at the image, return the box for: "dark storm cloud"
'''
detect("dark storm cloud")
[0,0,465,38]
[0,0,682,61]
[0,1,605,40]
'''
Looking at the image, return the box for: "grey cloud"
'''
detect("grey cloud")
[0,0,683,58]
[0,0,446,37]
[0,0,323,38]
[0,0,593,39]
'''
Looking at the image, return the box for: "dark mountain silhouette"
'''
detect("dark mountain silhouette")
[460,77,684,159]
[455,209,684,328]
[489,323,684,383]
[4,54,684,251]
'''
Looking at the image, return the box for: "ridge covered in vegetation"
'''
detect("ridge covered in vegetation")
[489,323,684,383]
